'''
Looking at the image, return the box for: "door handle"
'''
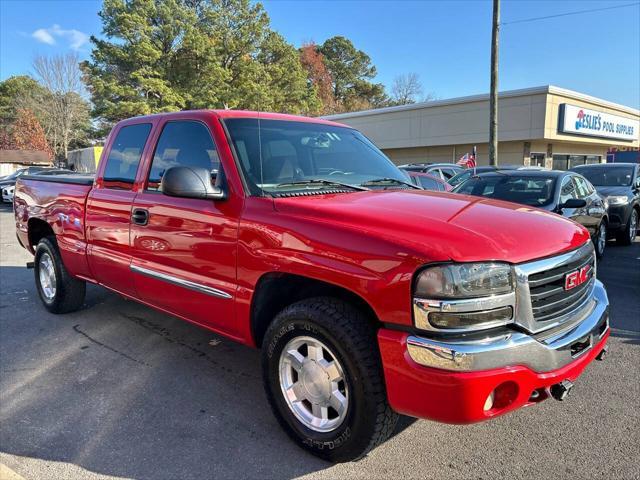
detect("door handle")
[131,208,149,226]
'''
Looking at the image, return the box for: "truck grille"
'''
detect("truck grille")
[527,249,595,323]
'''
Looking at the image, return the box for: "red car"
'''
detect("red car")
[407,171,453,191]
[14,110,609,462]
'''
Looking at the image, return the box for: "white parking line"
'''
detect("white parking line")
[0,463,27,480]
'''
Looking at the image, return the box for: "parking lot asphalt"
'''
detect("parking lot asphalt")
[0,204,639,480]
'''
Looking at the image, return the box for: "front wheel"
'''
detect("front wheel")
[34,237,86,313]
[261,297,398,462]
[617,208,638,245]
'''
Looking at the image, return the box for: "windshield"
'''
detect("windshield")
[575,167,634,187]
[223,118,409,195]
[454,175,557,207]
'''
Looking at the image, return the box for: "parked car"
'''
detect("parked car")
[399,162,463,181]
[0,166,50,188]
[570,163,639,245]
[407,171,453,191]
[447,164,547,188]
[453,170,609,258]
[14,111,609,462]
[1,169,75,203]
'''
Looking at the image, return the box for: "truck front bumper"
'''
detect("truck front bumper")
[378,280,609,424]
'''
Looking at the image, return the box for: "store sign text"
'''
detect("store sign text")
[559,104,638,141]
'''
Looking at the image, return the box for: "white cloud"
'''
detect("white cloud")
[31,24,89,50]
[32,28,56,45]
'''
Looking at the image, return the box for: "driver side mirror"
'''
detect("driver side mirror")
[558,198,586,210]
[161,166,226,200]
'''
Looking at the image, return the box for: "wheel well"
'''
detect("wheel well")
[250,273,380,347]
[28,218,54,249]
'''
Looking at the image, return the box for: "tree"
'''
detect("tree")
[82,0,318,125]
[318,36,386,112]
[0,108,54,159]
[390,73,423,105]
[32,53,92,159]
[299,42,335,114]
[0,76,47,126]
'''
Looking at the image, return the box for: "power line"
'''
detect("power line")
[501,2,640,26]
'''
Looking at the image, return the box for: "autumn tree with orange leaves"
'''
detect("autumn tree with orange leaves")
[300,43,335,114]
[0,108,53,159]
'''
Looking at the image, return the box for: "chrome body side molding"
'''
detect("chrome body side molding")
[130,264,232,299]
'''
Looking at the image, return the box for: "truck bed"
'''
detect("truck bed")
[14,175,94,279]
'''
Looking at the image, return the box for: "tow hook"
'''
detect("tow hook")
[550,380,574,401]
[596,346,608,361]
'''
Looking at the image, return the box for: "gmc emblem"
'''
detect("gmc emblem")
[564,265,591,291]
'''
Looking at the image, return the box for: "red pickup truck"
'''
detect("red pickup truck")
[14,110,610,462]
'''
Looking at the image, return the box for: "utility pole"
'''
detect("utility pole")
[489,0,500,165]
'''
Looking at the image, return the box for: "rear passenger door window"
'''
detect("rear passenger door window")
[103,123,152,189]
[147,121,220,191]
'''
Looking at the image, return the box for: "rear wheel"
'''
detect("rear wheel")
[261,297,398,462]
[617,208,638,245]
[34,237,86,313]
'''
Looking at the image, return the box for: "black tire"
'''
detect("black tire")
[594,220,607,259]
[261,297,398,462]
[34,236,86,313]
[616,208,638,246]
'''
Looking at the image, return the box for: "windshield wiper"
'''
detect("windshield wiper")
[274,179,369,191]
[361,177,421,189]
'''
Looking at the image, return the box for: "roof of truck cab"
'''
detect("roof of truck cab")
[117,110,348,128]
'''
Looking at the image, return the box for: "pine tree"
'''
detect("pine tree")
[82,0,319,125]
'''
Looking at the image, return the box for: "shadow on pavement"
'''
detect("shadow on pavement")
[0,264,415,479]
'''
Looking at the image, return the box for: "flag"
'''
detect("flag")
[456,153,469,166]
[457,150,477,169]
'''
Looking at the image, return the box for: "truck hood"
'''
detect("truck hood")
[274,190,590,264]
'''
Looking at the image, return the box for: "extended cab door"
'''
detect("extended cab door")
[86,122,153,296]
[129,119,242,337]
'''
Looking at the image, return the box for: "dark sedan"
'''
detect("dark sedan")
[453,170,609,257]
[446,165,547,188]
[571,163,639,245]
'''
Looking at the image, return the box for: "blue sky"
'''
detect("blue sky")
[1,0,639,108]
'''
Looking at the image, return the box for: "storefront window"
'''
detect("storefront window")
[553,155,569,170]
[569,155,586,169]
[552,154,601,170]
[530,153,546,167]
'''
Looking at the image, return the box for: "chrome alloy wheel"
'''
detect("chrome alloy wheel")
[598,222,607,255]
[38,252,57,301]
[278,336,349,433]
[630,210,638,242]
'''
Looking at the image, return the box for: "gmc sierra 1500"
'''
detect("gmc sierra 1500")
[14,110,609,462]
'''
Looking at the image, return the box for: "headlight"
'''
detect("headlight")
[415,263,513,299]
[607,195,629,205]
[413,263,515,332]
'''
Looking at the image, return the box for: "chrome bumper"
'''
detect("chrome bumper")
[407,280,609,373]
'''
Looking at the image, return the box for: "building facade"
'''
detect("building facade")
[324,85,640,169]
[0,150,52,176]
